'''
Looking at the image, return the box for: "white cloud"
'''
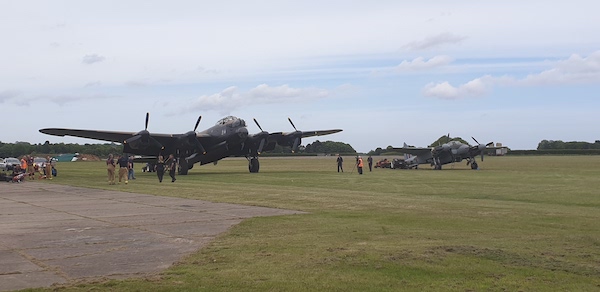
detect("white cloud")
[522,51,600,85]
[423,51,600,99]
[187,84,330,114]
[82,54,105,65]
[396,55,454,72]
[403,32,467,51]
[423,75,495,100]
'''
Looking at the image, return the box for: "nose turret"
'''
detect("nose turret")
[237,127,248,140]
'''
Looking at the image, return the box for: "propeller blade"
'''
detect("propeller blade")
[196,139,206,155]
[486,142,494,147]
[446,133,450,144]
[472,136,480,145]
[481,152,484,162]
[288,117,298,131]
[194,115,202,132]
[253,118,264,132]
[257,138,266,154]
[291,137,300,153]
[145,112,150,131]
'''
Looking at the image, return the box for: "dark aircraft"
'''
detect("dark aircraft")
[39,114,342,174]
[393,136,501,170]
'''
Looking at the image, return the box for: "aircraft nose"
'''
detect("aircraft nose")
[237,127,248,140]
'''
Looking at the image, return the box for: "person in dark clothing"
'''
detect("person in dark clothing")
[367,155,373,172]
[128,156,136,180]
[166,154,177,182]
[336,154,344,172]
[155,155,165,183]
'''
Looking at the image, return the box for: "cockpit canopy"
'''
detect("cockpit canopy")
[216,116,246,128]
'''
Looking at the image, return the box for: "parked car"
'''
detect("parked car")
[33,157,47,168]
[0,157,21,171]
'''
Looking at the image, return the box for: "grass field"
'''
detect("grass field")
[32,156,600,291]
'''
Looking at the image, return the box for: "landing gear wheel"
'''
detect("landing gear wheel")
[249,157,260,173]
[471,162,478,170]
[178,159,189,175]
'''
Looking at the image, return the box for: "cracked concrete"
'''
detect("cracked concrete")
[0,182,304,291]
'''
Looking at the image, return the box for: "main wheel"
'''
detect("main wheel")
[471,162,478,170]
[249,157,260,173]
[178,159,189,175]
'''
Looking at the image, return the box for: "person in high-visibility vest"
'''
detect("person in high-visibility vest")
[357,156,364,175]
[20,156,28,174]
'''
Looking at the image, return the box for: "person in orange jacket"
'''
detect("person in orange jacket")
[357,156,364,175]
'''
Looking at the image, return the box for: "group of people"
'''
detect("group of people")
[106,154,178,184]
[336,154,373,175]
[1,155,55,183]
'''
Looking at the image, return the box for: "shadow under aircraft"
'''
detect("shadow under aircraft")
[393,136,504,170]
[40,114,342,174]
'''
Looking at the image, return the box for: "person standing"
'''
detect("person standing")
[106,154,115,185]
[27,155,35,180]
[357,156,364,175]
[166,154,177,182]
[20,156,28,174]
[367,155,373,172]
[45,156,53,180]
[128,156,136,180]
[155,155,166,183]
[117,154,129,184]
[336,154,344,173]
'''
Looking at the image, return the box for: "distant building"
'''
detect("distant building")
[54,153,79,162]
[495,143,508,156]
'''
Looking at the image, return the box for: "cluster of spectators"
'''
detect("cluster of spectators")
[106,154,177,184]
[1,155,56,183]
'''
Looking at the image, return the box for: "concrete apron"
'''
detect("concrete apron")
[0,182,304,291]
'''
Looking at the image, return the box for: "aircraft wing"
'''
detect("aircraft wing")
[300,129,343,138]
[266,129,342,141]
[391,147,432,157]
[39,128,176,145]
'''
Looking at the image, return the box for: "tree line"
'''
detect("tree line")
[0,141,119,158]
[0,140,356,158]
[537,140,600,150]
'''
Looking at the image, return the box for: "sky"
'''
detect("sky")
[1,1,599,152]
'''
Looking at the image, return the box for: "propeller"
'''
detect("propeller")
[194,115,201,132]
[472,137,493,161]
[187,115,206,155]
[123,112,164,152]
[253,118,268,154]
[288,117,301,153]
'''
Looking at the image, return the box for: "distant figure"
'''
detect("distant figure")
[45,156,53,180]
[128,156,136,180]
[116,154,129,184]
[367,155,373,172]
[167,154,177,182]
[26,155,35,180]
[20,156,28,174]
[106,154,115,185]
[357,156,364,175]
[50,157,57,177]
[336,154,344,172]
[155,155,165,183]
